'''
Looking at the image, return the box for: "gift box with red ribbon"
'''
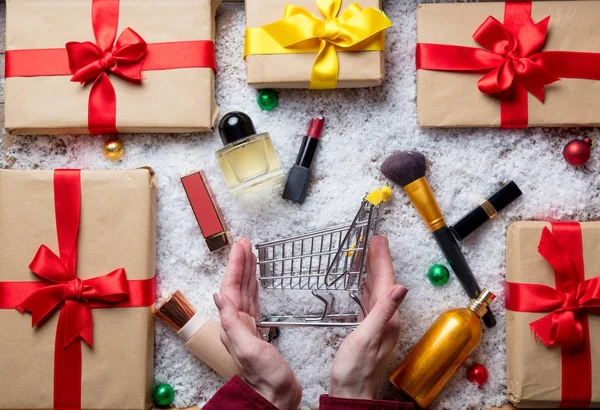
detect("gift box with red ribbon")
[0,169,157,410]
[506,221,600,408]
[417,1,600,128]
[5,0,219,135]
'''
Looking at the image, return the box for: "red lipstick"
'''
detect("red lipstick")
[181,171,232,252]
[282,116,325,204]
[307,117,325,140]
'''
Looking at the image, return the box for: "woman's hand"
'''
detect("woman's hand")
[329,235,408,400]
[213,238,302,410]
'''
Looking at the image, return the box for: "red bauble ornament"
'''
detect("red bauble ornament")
[563,138,592,166]
[466,363,489,386]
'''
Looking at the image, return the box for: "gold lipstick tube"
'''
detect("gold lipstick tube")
[403,177,446,231]
[155,291,239,380]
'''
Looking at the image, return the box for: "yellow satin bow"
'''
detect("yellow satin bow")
[245,0,392,89]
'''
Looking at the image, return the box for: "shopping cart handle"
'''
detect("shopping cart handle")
[365,186,393,206]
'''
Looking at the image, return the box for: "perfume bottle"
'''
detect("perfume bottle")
[390,289,495,408]
[216,112,284,195]
[155,290,239,380]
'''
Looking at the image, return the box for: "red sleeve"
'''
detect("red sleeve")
[320,395,414,410]
[203,377,414,410]
[203,376,279,410]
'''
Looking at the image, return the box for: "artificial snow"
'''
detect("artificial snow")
[2,1,599,409]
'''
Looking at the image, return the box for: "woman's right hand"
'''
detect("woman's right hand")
[213,238,302,410]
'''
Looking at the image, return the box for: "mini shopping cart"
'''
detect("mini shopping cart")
[255,187,392,328]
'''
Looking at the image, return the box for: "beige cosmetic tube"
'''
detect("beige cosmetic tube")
[155,291,239,380]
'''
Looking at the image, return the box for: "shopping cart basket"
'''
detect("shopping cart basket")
[255,187,392,328]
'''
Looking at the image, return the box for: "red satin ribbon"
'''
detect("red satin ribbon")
[0,170,156,410]
[4,0,217,135]
[416,2,600,128]
[505,222,598,407]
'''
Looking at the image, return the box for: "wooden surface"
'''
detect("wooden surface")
[0,0,10,155]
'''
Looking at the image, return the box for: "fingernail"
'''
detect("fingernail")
[213,293,224,310]
[391,286,409,304]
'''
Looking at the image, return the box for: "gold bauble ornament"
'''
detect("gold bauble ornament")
[103,139,125,160]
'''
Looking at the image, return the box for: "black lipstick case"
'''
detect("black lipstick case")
[283,166,311,203]
[450,181,522,241]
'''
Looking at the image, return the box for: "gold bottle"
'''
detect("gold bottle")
[216,112,284,196]
[390,289,495,408]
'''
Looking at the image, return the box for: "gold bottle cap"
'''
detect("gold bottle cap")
[467,289,495,317]
[155,290,197,331]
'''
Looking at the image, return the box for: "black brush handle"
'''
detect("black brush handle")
[433,226,496,328]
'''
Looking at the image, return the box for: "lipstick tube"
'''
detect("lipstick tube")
[282,116,325,204]
[181,172,232,252]
[155,291,239,380]
[450,181,522,241]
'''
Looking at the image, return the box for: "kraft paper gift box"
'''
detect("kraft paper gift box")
[505,221,600,408]
[5,0,220,135]
[244,0,392,89]
[416,1,600,128]
[0,169,157,410]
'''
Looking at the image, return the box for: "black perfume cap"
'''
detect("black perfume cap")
[218,112,257,145]
[450,181,522,241]
[282,165,311,204]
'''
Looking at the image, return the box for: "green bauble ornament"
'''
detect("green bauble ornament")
[153,383,175,407]
[257,89,279,111]
[428,264,450,286]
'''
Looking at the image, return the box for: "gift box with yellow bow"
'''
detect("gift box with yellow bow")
[417,1,600,128]
[506,221,600,407]
[244,0,392,89]
[5,0,220,135]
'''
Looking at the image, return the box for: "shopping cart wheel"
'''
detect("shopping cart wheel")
[259,326,280,343]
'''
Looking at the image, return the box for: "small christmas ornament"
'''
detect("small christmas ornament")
[466,363,488,386]
[428,264,450,286]
[103,138,125,161]
[563,137,592,166]
[257,89,279,111]
[152,383,175,407]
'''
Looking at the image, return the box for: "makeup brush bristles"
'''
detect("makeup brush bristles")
[381,151,427,188]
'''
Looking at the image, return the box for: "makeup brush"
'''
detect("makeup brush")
[381,151,496,328]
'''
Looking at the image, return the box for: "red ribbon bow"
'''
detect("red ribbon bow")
[416,2,600,128]
[67,28,147,84]
[65,1,149,135]
[18,246,130,348]
[505,222,596,407]
[507,226,600,348]
[473,15,559,102]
